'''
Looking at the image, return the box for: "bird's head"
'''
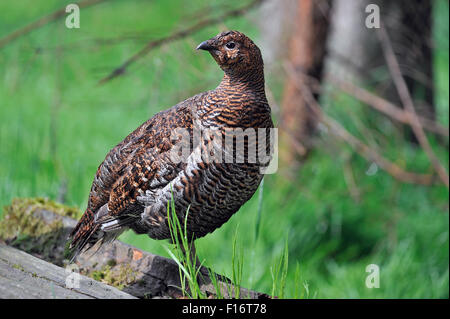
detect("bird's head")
[196,30,263,79]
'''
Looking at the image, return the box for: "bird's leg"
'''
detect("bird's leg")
[180,241,232,286]
[180,241,195,264]
[180,241,204,280]
[176,240,212,295]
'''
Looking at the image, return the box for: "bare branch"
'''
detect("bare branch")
[377,24,449,188]
[320,113,436,186]
[0,0,107,49]
[342,153,361,203]
[283,62,437,186]
[326,75,449,137]
[98,0,264,85]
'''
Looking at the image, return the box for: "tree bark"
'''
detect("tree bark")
[280,0,333,165]
[0,244,137,299]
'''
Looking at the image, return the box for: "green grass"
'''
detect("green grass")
[0,0,448,298]
[164,200,204,298]
[164,196,245,299]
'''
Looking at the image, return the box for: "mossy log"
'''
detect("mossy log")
[0,243,136,299]
[0,198,270,299]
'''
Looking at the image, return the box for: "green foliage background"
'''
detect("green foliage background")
[0,0,448,298]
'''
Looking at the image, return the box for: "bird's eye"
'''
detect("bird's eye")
[225,42,236,49]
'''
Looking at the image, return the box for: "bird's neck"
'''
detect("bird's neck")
[216,67,266,97]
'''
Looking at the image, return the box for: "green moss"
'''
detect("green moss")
[0,197,80,239]
[106,259,117,267]
[86,264,138,290]
[90,267,110,282]
[12,263,25,271]
[0,197,81,265]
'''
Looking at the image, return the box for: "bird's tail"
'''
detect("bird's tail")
[68,205,133,262]
[68,207,102,262]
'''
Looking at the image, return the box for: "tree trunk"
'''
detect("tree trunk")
[280,0,333,165]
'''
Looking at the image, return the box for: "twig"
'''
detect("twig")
[321,112,436,185]
[98,0,264,85]
[283,62,436,186]
[342,153,361,203]
[377,24,449,188]
[0,0,107,49]
[326,75,448,137]
[329,49,435,91]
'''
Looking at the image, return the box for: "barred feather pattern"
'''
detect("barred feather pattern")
[69,30,273,257]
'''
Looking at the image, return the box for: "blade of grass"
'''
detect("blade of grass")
[255,177,264,242]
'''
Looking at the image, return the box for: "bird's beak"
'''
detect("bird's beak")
[196,40,215,51]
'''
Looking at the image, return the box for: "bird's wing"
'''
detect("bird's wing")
[69,96,199,254]
[105,140,183,218]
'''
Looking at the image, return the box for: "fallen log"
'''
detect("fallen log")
[0,243,136,299]
[0,198,270,299]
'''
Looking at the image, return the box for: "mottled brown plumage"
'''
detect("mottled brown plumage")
[69,31,273,258]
